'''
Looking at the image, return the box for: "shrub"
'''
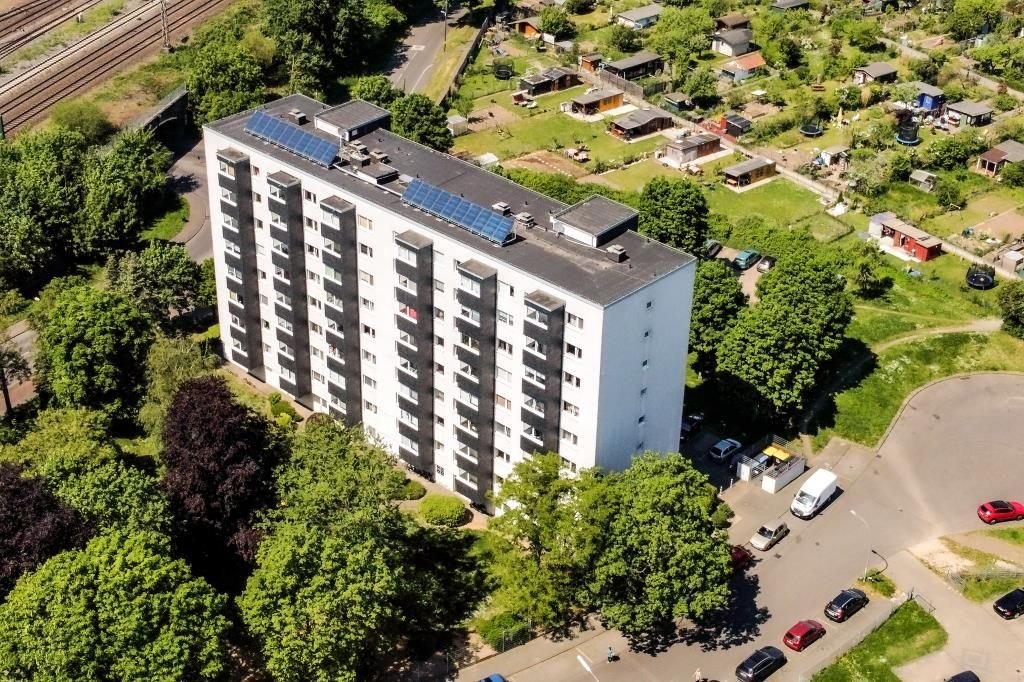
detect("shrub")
[476,610,532,650]
[419,493,468,527]
[710,501,734,529]
[268,392,300,421]
[399,478,427,500]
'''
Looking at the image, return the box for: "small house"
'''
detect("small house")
[820,144,849,166]
[869,212,943,261]
[570,88,624,115]
[853,62,898,85]
[712,28,754,56]
[719,52,766,83]
[977,139,1024,175]
[772,0,808,9]
[615,3,664,29]
[579,52,604,72]
[947,100,993,127]
[602,52,664,81]
[447,114,469,137]
[721,112,753,137]
[716,12,751,31]
[610,109,673,140]
[661,133,721,167]
[661,92,694,113]
[518,67,579,96]
[909,169,937,191]
[913,82,945,113]
[723,157,776,186]
[511,16,542,37]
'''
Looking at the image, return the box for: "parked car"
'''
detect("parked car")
[976,500,1024,524]
[790,469,839,519]
[733,249,761,270]
[680,412,705,441]
[731,545,754,572]
[944,673,980,682]
[783,620,826,652]
[993,587,1024,619]
[735,645,786,681]
[705,238,723,258]
[708,438,742,463]
[824,588,868,622]
[478,675,508,682]
[750,520,789,551]
[756,255,777,273]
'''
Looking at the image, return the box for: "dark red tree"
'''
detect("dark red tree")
[161,376,283,591]
[0,462,92,597]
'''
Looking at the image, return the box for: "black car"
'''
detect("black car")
[735,645,786,681]
[824,588,868,622]
[945,673,980,682]
[993,587,1024,619]
[680,412,705,441]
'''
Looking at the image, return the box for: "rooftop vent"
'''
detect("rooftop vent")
[606,244,627,262]
[288,109,308,125]
[346,150,371,167]
[514,212,535,230]
[349,140,368,154]
[369,149,390,163]
[492,201,511,215]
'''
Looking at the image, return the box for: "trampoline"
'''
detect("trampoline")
[799,122,824,137]
[966,264,996,290]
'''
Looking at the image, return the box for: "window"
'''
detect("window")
[567,313,583,329]
[398,357,417,377]
[396,244,415,264]
[268,185,284,201]
[638,415,646,424]
[326,318,341,334]
[306,244,320,258]
[459,333,479,352]
[309,296,323,310]
[226,264,243,281]
[312,347,324,360]
[457,469,478,488]
[324,265,343,283]
[640,387,647,396]
[642,359,649,369]
[495,422,512,437]
[262,343,271,353]
[255,218,264,230]
[277,319,293,334]
[262,320,270,329]
[272,238,289,255]
[399,434,417,452]
[328,369,344,386]
[321,210,340,227]
[497,310,514,326]
[256,244,266,256]
[323,238,341,255]
[523,395,545,416]
[456,442,478,462]
[496,449,511,463]
[307,269,321,283]
[561,429,579,445]
[224,240,241,256]
[398,302,418,320]
[310,322,323,335]
[397,382,418,403]
[522,424,542,442]
[456,388,479,409]
[274,265,288,280]
[220,187,237,204]
[360,297,374,311]
[435,415,445,426]
[563,401,580,417]
[397,330,416,349]
[363,400,378,414]
[457,415,478,435]
[359,243,373,257]
[362,324,376,339]
[496,366,512,384]
[228,290,244,305]
[363,375,377,389]
[357,215,373,230]
[457,361,479,380]
[223,214,239,230]
[274,291,291,307]
[269,211,286,228]
[259,294,268,305]
[434,307,445,320]
[434,335,445,347]
[396,274,416,293]
[312,371,325,383]
[253,192,262,203]
[496,394,512,410]
[459,274,481,296]
[566,343,582,359]
[524,367,545,387]
[433,279,445,292]
[525,338,546,356]
[359,351,375,366]
[526,307,549,327]
[304,189,317,203]
[280,367,295,382]
[258,269,267,280]
[560,457,577,473]
[359,270,374,285]
[643,329,651,339]
[434,362,445,375]
[434,388,445,402]
[278,341,294,357]
[230,313,243,328]
[459,306,480,324]
[252,166,260,175]
[304,216,317,231]
[217,160,235,177]
[646,300,653,310]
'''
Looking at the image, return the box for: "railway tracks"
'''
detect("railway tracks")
[0,0,107,62]
[0,0,230,134]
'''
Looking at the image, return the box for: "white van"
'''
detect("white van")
[790,469,838,519]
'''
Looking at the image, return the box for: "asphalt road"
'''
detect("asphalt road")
[387,8,467,95]
[459,373,1024,682]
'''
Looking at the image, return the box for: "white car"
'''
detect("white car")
[709,438,742,463]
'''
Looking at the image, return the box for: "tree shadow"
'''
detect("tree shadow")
[800,338,878,435]
[674,572,770,653]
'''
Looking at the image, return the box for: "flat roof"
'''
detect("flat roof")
[605,51,662,71]
[914,81,944,97]
[612,109,671,129]
[948,100,993,117]
[671,133,720,150]
[716,28,753,45]
[207,95,693,306]
[573,88,623,105]
[856,62,897,78]
[909,169,937,182]
[553,195,638,236]
[717,11,749,26]
[871,212,942,247]
[617,3,663,21]
[724,157,774,176]
[317,100,390,132]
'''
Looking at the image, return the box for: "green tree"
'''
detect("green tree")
[539,6,576,38]
[947,0,1003,40]
[187,41,266,125]
[36,287,154,423]
[682,66,719,107]
[852,244,889,299]
[607,24,641,52]
[1002,161,1024,186]
[0,335,30,414]
[108,241,203,325]
[639,176,710,254]
[391,94,454,151]
[350,75,402,108]
[926,131,987,169]
[649,7,713,73]
[846,19,881,49]
[198,258,217,308]
[138,335,219,437]
[934,177,964,208]
[50,100,115,145]
[589,452,731,636]
[998,279,1024,338]
[690,260,747,376]
[887,151,913,182]
[0,531,229,681]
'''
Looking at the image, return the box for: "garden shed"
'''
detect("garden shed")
[723,157,776,186]
[947,101,993,127]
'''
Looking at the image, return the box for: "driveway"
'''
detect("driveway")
[388,7,467,95]
[168,134,212,262]
[458,374,1024,681]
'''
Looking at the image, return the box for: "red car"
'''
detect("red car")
[977,500,1024,524]
[731,545,754,572]
[783,620,826,652]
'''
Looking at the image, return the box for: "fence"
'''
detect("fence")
[946,567,1024,593]
[439,618,535,679]
[439,15,492,104]
[579,67,668,100]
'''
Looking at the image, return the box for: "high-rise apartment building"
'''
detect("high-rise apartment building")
[204,94,695,508]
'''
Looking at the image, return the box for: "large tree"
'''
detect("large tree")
[161,376,283,588]
[0,462,92,598]
[240,419,484,681]
[648,7,713,73]
[350,75,402,108]
[639,176,710,255]
[391,94,454,152]
[138,335,219,437]
[689,260,747,376]
[108,241,204,325]
[539,6,576,38]
[0,531,229,682]
[589,452,731,636]
[946,0,1003,40]
[36,287,154,423]
[0,335,30,414]
[998,279,1024,338]
[187,41,267,125]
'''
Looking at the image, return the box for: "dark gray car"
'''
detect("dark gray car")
[736,645,786,681]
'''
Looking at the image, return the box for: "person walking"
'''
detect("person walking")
[607,647,615,663]
[694,668,703,682]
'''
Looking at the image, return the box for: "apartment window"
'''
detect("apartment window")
[328,344,342,360]
[307,270,321,283]
[269,211,286,228]
[259,294,268,305]
[398,357,417,377]
[311,347,324,360]
[223,214,239,231]
[271,238,289,255]
[457,361,479,380]
[278,341,294,357]
[224,240,241,256]
[364,400,378,414]
[435,415,445,426]
[459,333,480,352]
[434,362,446,375]
[328,369,345,386]
[255,218,264,230]
[362,350,376,364]
[312,371,325,383]
[496,394,512,410]
[526,307,549,328]
[277,319,293,334]
[306,244,320,258]
[217,160,235,178]
[274,291,291,307]
[357,215,373,230]
[499,338,513,355]
[322,210,340,227]
[495,422,512,437]
[560,457,578,473]
[359,243,373,257]
[228,290,244,305]
[310,322,323,335]
[524,367,545,387]
[324,266,343,283]
[258,269,267,280]
[220,187,237,204]
[262,343,271,353]
[522,424,542,443]
[433,278,445,292]
[640,387,647,396]
[496,449,511,463]
[500,281,515,296]
[230,313,243,328]
[280,367,295,382]
[359,270,374,285]
[563,401,580,417]
[459,274,481,296]
[398,302,418,320]
[326,318,341,334]
[362,324,376,338]
[303,189,317,203]
[434,388,445,402]
[363,375,377,389]
[457,415,478,435]
[399,434,417,452]
[304,216,317,231]
[561,429,579,445]
[638,415,646,424]
[496,366,512,384]
[323,238,341,255]
[396,331,416,350]
[457,469,478,488]
[642,359,649,369]
[309,296,323,310]
[567,313,584,329]
[646,300,653,310]
[523,395,545,416]
[643,329,651,339]
[274,265,288,280]
[434,334,445,347]
[231,337,246,353]
[457,388,479,409]
[456,442,479,462]
[262,320,270,330]
[525,338,546,356]
[566,343,583,359]
[497,310,514,326]
[397,383,418,403]
[256,244,266,256]
[459,306,481,325]
[434,307,445,320]
[396,274,416,293]
[253,192,262,203]
[225,264,243,281]
[360,297,374,311]
[268,185,284,201]
[396,244,416,264]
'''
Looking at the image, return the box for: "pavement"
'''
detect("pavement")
[458,374,1024,682]
[168,135,212,262]
[388,8,468,95]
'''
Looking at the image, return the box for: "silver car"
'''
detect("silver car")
[750,520,789,551]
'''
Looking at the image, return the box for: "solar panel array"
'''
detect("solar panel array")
[244,111,337,167]
[402,179,514,245]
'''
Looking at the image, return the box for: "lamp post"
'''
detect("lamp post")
[850,510,874,579]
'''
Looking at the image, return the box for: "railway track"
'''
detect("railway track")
[0,0,230,133]
[0,0,109,62]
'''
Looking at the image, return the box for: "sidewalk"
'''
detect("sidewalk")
[887,549,1024,680]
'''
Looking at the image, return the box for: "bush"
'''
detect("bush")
[711,501,734,529]
[399,478,427,500]
[476,611,532,650]
[0,289,27,318]
[268,392,301,428]
[419,493,468,527]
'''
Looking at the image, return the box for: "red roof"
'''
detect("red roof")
[730,52,766,71]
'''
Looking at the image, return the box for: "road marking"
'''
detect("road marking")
[575,647,592,664]
[410,44,426,51]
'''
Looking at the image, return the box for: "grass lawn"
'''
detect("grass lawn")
[874,182,940,224]
[140,194,190,242]
[812,332,1024,449]
[987,527,1024,546]
[940,538,1024,602]
[705,178,825,228]
[924,186,1022,238]
[858,569,897,598]
[1,0,126,68]
[423,26,482,102]
[812,602,947,682]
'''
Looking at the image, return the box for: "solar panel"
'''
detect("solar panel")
[243,111,337,167]
[401,179,514,245]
